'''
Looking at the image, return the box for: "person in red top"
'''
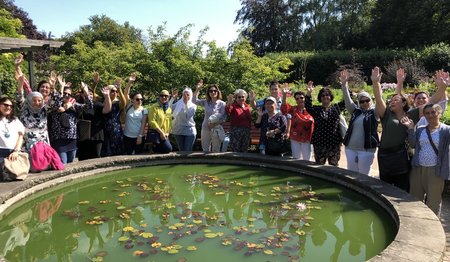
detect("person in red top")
[226,89,252,152]
[281,84,314,160]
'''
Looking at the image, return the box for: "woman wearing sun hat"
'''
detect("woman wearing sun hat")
[340,70,379,175]
[147,89,173,153]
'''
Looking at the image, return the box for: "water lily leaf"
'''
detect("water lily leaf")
[247,217,257,222]
[304,223,311,227]
[95,251,108,257]
[78,200,90,205]
[116,206,126,210]
[174,223,185,228]
[204,233,217,238]
[118,236,129,242]
[140,223,148,228]
[133,250,144,256]
[296,230,306,236]
[253,200,261,203]
[123,226,135,232]
[139,232,153,238]
[304,216,314,220]
[215,192,225,195]
[151,242,161,248]
[314,206,322,210]
[172,244,183,249]
[222,240,232,246]
[92,257,103,262]
[264,250,274,255]
[203,229,212,233]
[167,249,179,254]
[237,191,244,196]
[256,192,266,197]
[186,246,197,251]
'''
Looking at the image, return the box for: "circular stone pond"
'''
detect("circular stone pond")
[0,153,445,261]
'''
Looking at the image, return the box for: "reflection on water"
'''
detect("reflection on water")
[0,165,396,262]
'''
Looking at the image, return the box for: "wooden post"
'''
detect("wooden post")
[27,51,35,89]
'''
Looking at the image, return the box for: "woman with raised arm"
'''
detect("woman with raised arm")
[225,89,252,152]
[281,84,314,160]
[48,82,93,164]
[340,70,379,175]
[193,81,226,152]
[305,81,345,166]
[171,87,197,152]
[372,67,418,191]
[0,97,25,181]
[402,104,450,215]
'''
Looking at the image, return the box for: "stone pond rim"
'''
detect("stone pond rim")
[0,152,445,262]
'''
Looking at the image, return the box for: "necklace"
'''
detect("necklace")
[1,118,10,138]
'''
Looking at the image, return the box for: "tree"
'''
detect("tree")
[0,0,46,39]
[369,0,450,48]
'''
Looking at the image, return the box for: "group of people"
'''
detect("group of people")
[0,57,449,215]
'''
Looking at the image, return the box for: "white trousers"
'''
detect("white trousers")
[290,140,311,161]
[201,128,222,152]
[345,148,375,175]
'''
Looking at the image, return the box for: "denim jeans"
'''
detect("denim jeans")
[58,150,77,164]
[174,135,196,152]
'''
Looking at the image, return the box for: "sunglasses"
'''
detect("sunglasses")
[63,92,72,96]
[359,99,370,104]
[135,98,143,101]
[237,96,245,99]
[160,95,169,98]
[1,103,13,108]
[295,96,305,100]
[110,90,118,94]
[209,89,218,93]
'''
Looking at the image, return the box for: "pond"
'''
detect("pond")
[0,164,396,262]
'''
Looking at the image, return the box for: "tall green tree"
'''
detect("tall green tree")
[369,0,450,48]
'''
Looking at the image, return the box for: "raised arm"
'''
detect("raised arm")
[193,80,203,103]
[281,83,290,106]
[248,90,257,109]
[430,70,449,104]
[101,87,112,114]
[339,70,356,113]
[371,67,386,118]
[395,68,406,95]
[123,73,136,102]
[115,78,127,110]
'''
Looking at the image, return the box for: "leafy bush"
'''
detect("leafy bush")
[384,58,428,86]
[419,42,450,72]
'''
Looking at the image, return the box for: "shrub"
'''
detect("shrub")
[384,58,429,86]
[420,43,450,72]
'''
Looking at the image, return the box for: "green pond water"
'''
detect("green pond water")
[0,164,396,262]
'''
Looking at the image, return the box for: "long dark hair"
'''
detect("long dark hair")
[0,96,16,122]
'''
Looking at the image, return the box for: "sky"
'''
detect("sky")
[13,0,243,47]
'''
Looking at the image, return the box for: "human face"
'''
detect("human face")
[133,95,143,105]
[389,95,405,112]
[320,93,331,106]
[414,93,429,107]
[39,83,51,97]
[295,95,305,107]
[183,91,191,102]
[424,107,440,124]
[208,88,218,98]
[109,88,118,99]
[0,101,13,116]
[270,84,279,97]
[265,100,276,113]
[359,98,371,110]
[32,96,43,109]
[159,94,169,103]
[236,94,246,105]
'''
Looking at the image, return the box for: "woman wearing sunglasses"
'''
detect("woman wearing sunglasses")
[339,70,379,175]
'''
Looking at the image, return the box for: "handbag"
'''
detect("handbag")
[77,118,91,141]
[378,146,410,176]
[266,135,289,155]
[146,129,161,144]
[4,152,30,180]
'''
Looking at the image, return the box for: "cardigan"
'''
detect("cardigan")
[408,124,450,180]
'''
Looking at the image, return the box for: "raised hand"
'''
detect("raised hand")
[339,70,350,85]
[171,88,179,99]
[371,67,382,83]
[49,71,57,86]
[282,83,290,94]
[93,72,100,83]
[396,68,406,83]
[306,81,314,94]
[256,106,264,117]
[227,94,234,103]
[196,80,204,90]
[114,78,122,88]
[129,72,137,82]
[248,90,256,101]
[57,75,66,88]
[14,54,24,67]
[101,87,110,96]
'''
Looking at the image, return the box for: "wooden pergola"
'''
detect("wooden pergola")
[0,37,65,88]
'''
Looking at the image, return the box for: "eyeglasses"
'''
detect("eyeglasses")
[160,95,168,98]
[135,98,143,101]
[0,103,13,108]
[237,96,245,99]
[295,96,305,100]
[209,90,218,93]
[110,90,117,94]
[63,92,72,97]
[425,110,438,115]
[359,99,370,104]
